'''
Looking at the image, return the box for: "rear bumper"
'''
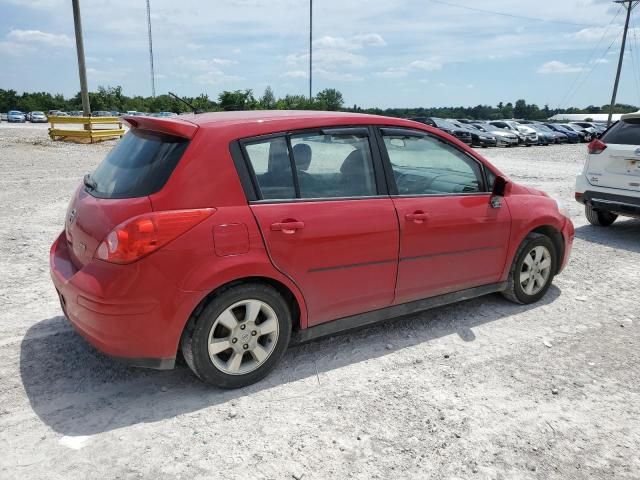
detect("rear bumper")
[575,188,640,217]
[50,232,200,368]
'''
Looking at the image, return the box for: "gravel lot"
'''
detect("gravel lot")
[1,123,639,480]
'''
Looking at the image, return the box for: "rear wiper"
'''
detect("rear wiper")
[83,173,97,191]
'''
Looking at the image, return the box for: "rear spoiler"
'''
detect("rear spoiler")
[123,115,199,139]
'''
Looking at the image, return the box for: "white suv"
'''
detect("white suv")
[575,113,640,226]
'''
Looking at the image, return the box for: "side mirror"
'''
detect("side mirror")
[490,176,508,208]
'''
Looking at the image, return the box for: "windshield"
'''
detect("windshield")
[89,129,189,199]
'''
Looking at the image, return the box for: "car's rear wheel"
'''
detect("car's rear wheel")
[585,205,617,226]
[502,233,557,305]
[181,283,291,389]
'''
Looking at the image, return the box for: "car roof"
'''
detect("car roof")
[176,110,399,127]
[125,110,432,140]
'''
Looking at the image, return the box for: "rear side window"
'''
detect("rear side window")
[242,130,378,200]
[89,129,189,198]
[601,118,640,145]
[245,137,295,200]
[290,132,377,198]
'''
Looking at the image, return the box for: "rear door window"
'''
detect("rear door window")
[242,129,378,201]
[601,118,640,145]
[245,137,296,200]
[90,129,189,198]
[290,132,377,198]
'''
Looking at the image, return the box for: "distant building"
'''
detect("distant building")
[547,112,640,123]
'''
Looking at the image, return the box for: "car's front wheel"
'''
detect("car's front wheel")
[181,283,292,389]
[585,205,617,226]
[503,233,557,305]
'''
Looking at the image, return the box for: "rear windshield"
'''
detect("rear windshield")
[601,118,640,145]
[89,129,189,199]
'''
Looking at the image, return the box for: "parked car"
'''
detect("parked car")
[531,124,567,145]
[470,123,519,147]
[50,111,574,388]
[447,119,497,147]
[571,122,603,135]
[411,117,473,145]
[489,121,538,146]
[29,111,48,123]
[576,112,640,226]
[569,122,597,138]
[7,110,26,123]
[544,123,580,144]
[0,112,7,122]
[69,111,85,117]
[559,124,591,142]
[92,111,114,117]
[152,111,179,118]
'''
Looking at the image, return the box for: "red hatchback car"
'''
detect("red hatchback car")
[50,111,574,388]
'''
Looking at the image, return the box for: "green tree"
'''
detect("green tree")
[513,99,527,119]
[218,89,256,111]
[315,88,344,111]
[259,86,276,109]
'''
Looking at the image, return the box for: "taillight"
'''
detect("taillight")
[95,208,215,264]
[587,139,607,154]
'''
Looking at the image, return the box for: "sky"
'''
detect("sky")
[0,0,638,109]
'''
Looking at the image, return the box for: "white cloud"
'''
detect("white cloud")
[537,60,585,74]
[7,29,72,47]
[593,58,610,64]
[177,57,237,71]
[194,70,242,85]
[0,41,35,56]
[313,33,386,51]
[282,70,308,78]
[375,68,408,78]
[409,59,443,71]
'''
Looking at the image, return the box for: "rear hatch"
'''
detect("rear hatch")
[587,116,640,192]
[65,123,194,268]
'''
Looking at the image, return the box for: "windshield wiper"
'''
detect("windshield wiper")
[83,173,97,191]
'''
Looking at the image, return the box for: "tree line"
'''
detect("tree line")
[1,86,637,120]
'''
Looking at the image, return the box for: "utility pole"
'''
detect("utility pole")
[309,0,313,100]
[608,0,640,125]
[146,0,156,98]
[71,0,91,116]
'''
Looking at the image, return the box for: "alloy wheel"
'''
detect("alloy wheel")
[207,299,279,375]
[519,246,552,296]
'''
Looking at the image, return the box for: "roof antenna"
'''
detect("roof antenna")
[168,91,201,114]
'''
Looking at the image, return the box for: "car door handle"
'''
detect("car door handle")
[405,211,429,223]
[271,221,305,234]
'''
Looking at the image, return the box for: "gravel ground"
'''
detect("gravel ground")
[1,123,639,480]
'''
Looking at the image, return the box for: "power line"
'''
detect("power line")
[627,21,640,104]
[607,0,640,124]
[426,0,603,27]
[556,4,623,108]
[562,30,622,108]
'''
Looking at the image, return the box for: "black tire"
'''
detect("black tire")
[502,233,557,305]
[585,205,617,227]
[181,283,292,389]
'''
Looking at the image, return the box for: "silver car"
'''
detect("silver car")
[7,110,26,123]
[29,111,48,123]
